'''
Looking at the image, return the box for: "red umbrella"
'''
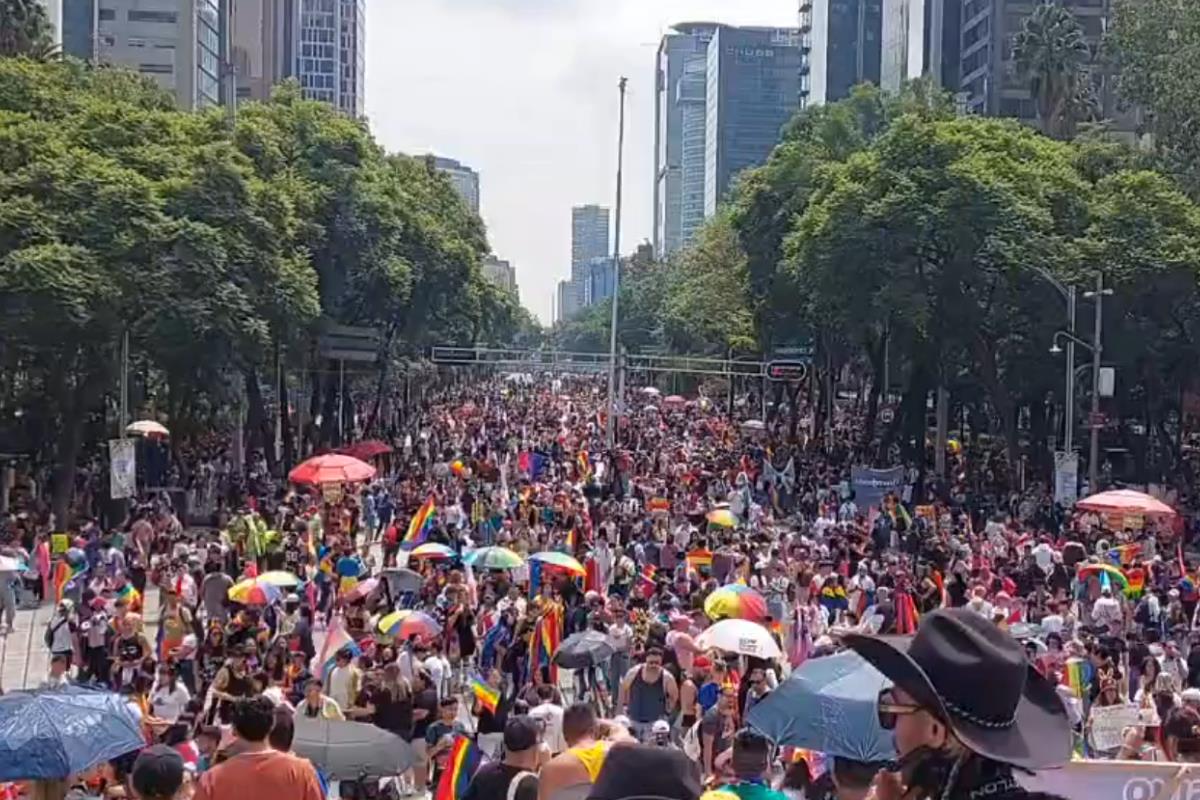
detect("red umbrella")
[288,454,376,485]
[663,395,686,410]
[1075,489,1176,517]
[339,439,392,460]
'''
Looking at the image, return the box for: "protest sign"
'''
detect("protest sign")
[850,465,904,510]
[1020,759,1197,800]
[1089,703,1143,752]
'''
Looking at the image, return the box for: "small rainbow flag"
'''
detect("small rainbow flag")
[529,607,562,684]
[116,583,141,610]
[435,735,484,800]
[565,528,577,552]
[1065,658,1088,699]
[648,497,671,513]
[686,549,713,570]
[469,675,500,714]
[639,564,657,599]
[577,450,592,481]
[53,560,83,603]
[404,496,436,546]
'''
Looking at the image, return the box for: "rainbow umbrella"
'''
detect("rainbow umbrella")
[464,547,525,570]
[704,583,769,622]
[378,609,441,640]
[258,570,301,587]
[228,578,283,605]
[116,584,141,607]
[408,543,456,560]
[1077,562,1129,590]
[707,508,738,528]
[529,551,586,577]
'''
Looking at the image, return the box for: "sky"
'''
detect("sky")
[365,0,799,325]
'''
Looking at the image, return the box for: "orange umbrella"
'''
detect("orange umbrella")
[287,454,376,485]
[1075,489,1175,517]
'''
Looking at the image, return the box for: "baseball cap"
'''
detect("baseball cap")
[131,745,185,799]
[503,715,542,753]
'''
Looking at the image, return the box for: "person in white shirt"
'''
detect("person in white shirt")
[1092,586,1124,630]
[528,684,566,753]
[327,649,361,711]
[150,663,191,723]
[423,649,447,700]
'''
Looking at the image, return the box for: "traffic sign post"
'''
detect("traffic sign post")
[767,360,808,382]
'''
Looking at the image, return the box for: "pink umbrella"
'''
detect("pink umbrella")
[1075,489,1175,517]
[663,395,686,410]
[343,577,379,603]
[288,454,376,485]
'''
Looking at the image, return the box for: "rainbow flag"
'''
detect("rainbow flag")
[435,736,484,800]
[311,617,360,681]
[529,607,562,684]
[116,582,140,610]
[648,497,671,513]
[565,528,577,552]
[469,675,500,714]
[1065,658,1088,699]
[577,450,592,482]
[686,549,713,570]
[404,496,437,546]
[894,591,919,635]
[639,564,657,599]
[52,560,82,603]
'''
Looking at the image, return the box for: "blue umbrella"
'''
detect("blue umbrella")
[0,686,145,780]
[746,650,896,763]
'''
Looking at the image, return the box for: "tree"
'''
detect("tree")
[1013,1,1095,139]
[0,0,52,58]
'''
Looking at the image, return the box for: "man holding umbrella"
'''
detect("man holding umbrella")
[844,608,1071,800]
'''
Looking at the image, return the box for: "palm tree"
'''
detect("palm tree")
[0,0,54,58]
[1013,1,1094,139]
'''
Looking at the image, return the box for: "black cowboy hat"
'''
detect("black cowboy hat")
[843,608,1071,771]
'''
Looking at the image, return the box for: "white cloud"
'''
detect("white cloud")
[366,0,799,324]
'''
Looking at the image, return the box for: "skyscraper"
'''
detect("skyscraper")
[297,0,364,117]
[73,0,230,110]
[231,0,301,103]
[652,23,718,258]
[563,205,610,319]
[804,0,959,106]
[481,255,518,295]
[431,157,481,215]
[703,26,803,218]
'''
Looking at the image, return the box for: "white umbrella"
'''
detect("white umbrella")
[741,420,766,432]
[696,618,782,659]
[125,420,169,437]
[641,386,661,396]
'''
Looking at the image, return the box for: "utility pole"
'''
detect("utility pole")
[604,76,628,449]
[1086,273,1107,492]
[1063,286,1076,454]
[119,329,129,436]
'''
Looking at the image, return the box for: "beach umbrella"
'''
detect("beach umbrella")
[381,567,424,594]
[339,439,392,461]
[529,551,586,577]
[696,618,782,659]
[553,630,615,669]
[125,420,169,438]
[464,547,525,570]
[343,577,380,603]
[409,543,456,561]
[746,651,895,763]
[707,508,738,528]
[1075,489,1176,517]
[704,584,769,622]
[1077,562,1129,589]
[258,570,301,587]
[288,454,376,486]
[378,609,440,640]
[293,718,415,780]
[228,577,283,606]
[0,687,145,780]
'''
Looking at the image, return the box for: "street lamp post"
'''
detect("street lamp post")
[1050,273,1110,494]
[1063,286,1076,454]
[604,77,628,449]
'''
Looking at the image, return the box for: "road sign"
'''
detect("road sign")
[1054,451,1079,504]
[318,324,380,363]
[772,342,815,362]
[767,360,809,381]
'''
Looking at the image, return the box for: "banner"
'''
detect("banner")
[850,465,904,510]
[1019,759,1200,800]
[108,438,136,500]
[1054,450,1079,505]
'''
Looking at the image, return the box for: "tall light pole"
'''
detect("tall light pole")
[604,77,628,448]
[1063,286,1076,454]
[1083,273,1111,492]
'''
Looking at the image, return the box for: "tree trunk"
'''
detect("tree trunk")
[243,367,275,474]
[279,346,294,473]
[364,323,397,436]
[50,365,102,527]
[972,335,1019,476]
[862,334,884,453]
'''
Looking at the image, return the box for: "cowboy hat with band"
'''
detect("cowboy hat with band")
[843,608,1072,773]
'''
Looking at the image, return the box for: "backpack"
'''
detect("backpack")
[507,771,537,800]
[681,718,702,761]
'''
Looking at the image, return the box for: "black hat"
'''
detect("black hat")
[844,608,1071,770]
[131,744,185,799]
[503,715,542,752]
[588,743,702,800]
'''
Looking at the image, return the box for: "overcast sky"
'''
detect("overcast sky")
[365,0,799,325]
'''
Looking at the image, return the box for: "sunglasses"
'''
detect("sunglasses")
[878,692,922,730]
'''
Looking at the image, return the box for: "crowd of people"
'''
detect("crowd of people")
[0,371,1198,800]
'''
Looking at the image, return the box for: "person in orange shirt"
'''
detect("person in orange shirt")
[193,696,323,800]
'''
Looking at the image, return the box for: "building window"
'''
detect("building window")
[138,63,174,74]
[128,10,178,23]
[98,7,116,20]
[127,37,146,47]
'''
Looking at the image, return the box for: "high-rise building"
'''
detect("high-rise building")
[482,255,518,295]
[804,0,960,106]
[38,0,63,46]
[231,0,300,103]
[572,205,611,270]
[652,23,718,258]
[297,0,364,117]
[431,157,481,215]
[75,0,229,110]
[556,280,578,324]
[703,26,803,218]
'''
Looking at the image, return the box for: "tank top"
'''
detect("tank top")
[628,666,668,723]
[568,740,609,782]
